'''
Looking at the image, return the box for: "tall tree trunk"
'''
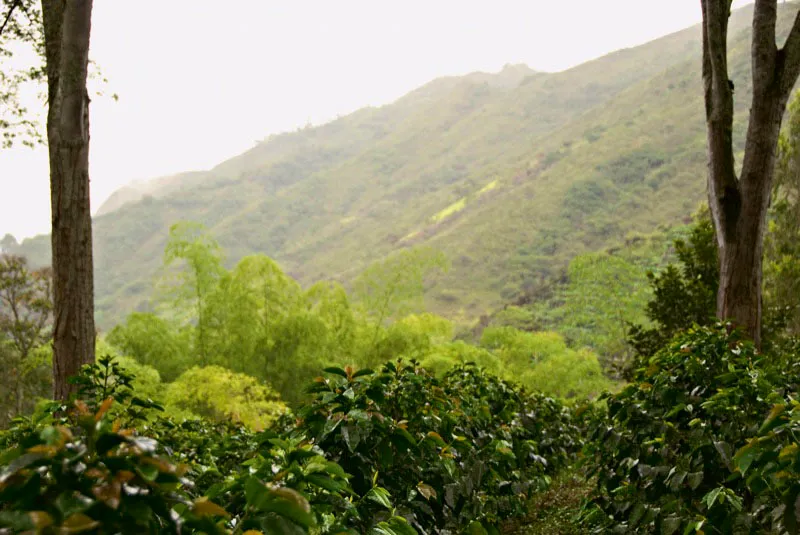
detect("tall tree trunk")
[701,0,800,348]
[42,0,96,400]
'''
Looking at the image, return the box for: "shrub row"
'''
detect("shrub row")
[0,358,583,534]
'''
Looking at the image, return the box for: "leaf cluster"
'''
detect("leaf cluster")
[300,360,582,533]
[587,324,783,533]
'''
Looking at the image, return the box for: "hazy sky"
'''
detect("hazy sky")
[0,0,751,241]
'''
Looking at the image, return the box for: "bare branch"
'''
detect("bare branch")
[752,0,779,96]
[0,0,21,38]
[701,0,740,242]
[779,7,800,96]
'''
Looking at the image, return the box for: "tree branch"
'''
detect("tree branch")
[752,0,779,96]
[702,0,740,240]
[705,0,733,102]
[779,6,800,97]
[0,0,21,38]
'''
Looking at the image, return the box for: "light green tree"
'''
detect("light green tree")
[353,247,448,356]
[765,91,800,337]
[165,365,287,430]
[159,222,225,365]
[106,312,192,382]
[560,252,650,374]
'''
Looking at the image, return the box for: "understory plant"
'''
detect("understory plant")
[587,324,783,533]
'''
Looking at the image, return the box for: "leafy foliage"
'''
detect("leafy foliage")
[165,366,287,430]
[0,352,589,534]
[587,324,782,533]
[0,254,52,425]
[301,361,582,533]
[766,90,800,339]
[733,389,800,534]
[627,212,718,363]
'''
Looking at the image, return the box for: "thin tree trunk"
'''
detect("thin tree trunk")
[42,0,96,400]
[701,0,800,347]
[14,368,22,415]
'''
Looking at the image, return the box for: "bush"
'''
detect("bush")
[587,324,782,533]
[521,348,614,401]
[2,356,586,534]
[0,357,411,535]
[301,360,583,533]
[731,356,800,533]
[165,366,288,430]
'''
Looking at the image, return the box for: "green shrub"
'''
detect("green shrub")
[587,324,782,533]
[0,402,232,534]
[165,366,288,430]
[0,357,412,535]
[521,348,615,401]
[301,361,582,533]
[732,357,800,534]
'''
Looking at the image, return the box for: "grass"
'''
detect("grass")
[502,470,596,535]
[431,197,468,223]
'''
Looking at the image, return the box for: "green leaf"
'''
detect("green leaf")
[467,521,489,535]
[342,425,362,453]
[365,487,393,509]
[702,487,723,510]
[324,367,348,378]
[687,471,703,490]
[733,442,761,475]
[260,515,308,535]
[0,511,34,531]
[661,515,681,535]
[55,491,93,518]
[305,473,347,494]
[245,478,315,528]
[370,516,417,535]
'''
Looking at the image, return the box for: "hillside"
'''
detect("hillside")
[17,3,795,329]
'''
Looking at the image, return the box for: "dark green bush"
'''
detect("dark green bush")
[300,360,582,533]
[732,367,800,534]
[0,357,413,535]
[587,324,783,533]
[2,356,584,534]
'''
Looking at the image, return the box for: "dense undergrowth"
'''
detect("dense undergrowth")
[585,324,800,534]
[0,357,584,534]
[8,324,800,534]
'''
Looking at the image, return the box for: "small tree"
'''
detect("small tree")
[0,254,52,418]
[353,246,447,356]
[159,222,224,366]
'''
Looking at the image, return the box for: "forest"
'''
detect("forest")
[4,1,800,534]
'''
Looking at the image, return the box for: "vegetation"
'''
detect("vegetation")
[15,4,787,330]
[6,3,800,534]
[0,355,584,534]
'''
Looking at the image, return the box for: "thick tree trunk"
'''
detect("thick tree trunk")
[42,0,96,400]
[717,93,786,348]
[701,0,800,347]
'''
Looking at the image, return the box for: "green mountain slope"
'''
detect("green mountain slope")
[18,3,796,329]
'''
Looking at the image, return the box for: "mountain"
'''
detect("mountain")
[17,3,798,329]
[94,171,207,216]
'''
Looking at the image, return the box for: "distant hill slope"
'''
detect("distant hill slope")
[18,3,797,329]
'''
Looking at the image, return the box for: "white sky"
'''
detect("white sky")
[0,0,752,241]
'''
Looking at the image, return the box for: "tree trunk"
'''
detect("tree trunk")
[14,368,22,415]
[701,0,800,348]
[42,0,96,400]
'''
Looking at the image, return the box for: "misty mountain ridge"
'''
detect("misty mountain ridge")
[15,3,797,329]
